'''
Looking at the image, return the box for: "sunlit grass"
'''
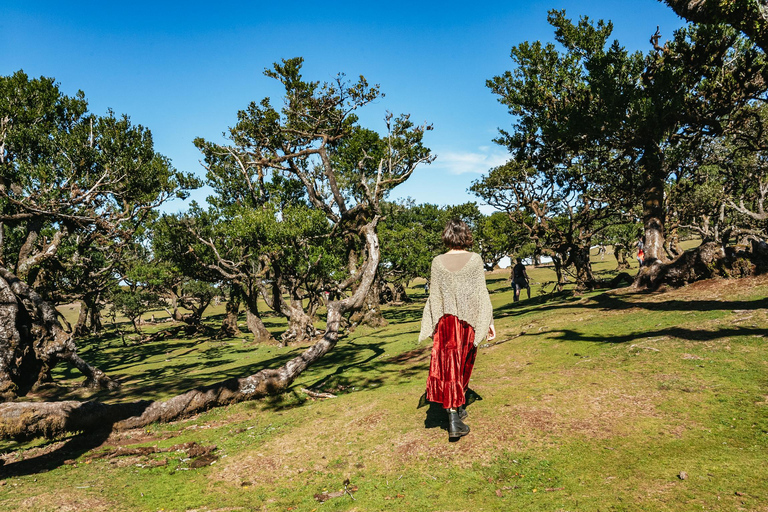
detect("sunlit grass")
[2,245,767,511]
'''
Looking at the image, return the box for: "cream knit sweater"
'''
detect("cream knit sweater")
[418,252,494,346]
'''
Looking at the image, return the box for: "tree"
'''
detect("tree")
[150,215,222,330]
[474,212,522,271]
[594,220,643,270]
[167,204,276,343]
[378,200,443,302]
[377,201,486,302]
[0,58,434,438]
[472,159,615,291]
[661,0,768,53]
[0,71,193,399]
[487,11,765,289]
[670,104,768,245]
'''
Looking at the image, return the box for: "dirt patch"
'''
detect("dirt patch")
[0,438,69,466]
[103,428,178,447]
[351,411,385,428]
[665,274,768,301]
[213,453,285,486]
[88,441,217,468]
[19,492,117,512]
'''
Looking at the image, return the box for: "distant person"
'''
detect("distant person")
[419,219,495,440]
[636,237,645,267]
[511,257,530,302]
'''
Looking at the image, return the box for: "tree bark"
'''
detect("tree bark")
[572,245,596,291]
[242,290,274,344]
[614,246,630,270]
[72,300,89,338]
[73,293,103,337]
[0,267,118,401]
[643,183,666,263]
[87,293,103,334]
[633,241,726,290]
[551,253,566,292]
[350,272,387,328]
[280,299,318,345]
[217,295,241,338]
[392,282,409,302]
[0,221,382,440]
[664,225,682,260]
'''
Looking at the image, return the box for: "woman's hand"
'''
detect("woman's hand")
[487,324,496,341]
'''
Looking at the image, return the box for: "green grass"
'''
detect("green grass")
[1,247,767,511]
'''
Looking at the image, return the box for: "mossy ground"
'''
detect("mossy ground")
[1,248,766,511]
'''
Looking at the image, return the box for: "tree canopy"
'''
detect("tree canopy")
[0,71,195,398]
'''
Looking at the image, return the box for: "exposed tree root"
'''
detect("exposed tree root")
[633,242,726,291]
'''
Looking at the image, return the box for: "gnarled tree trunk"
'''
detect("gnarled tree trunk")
[614,245,631,270]
[632,242,726,291]
[551,253,566,292]
[0,221,382,440]
[572,245,596,291]
[664,225,682,260]
[72,299,89,338]
[0,267,118,401]
[243,290,274,344]
[72,293,103,337]
[392,282,408,303]
[217,295,241,338]
[350,272,387,328]
[280,298,318,345]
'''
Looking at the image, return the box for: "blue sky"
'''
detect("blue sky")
[3,1,685,213]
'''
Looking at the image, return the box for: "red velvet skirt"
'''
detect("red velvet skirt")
[426,314,477,409]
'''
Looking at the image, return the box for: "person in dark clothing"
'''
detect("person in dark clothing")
[511,257,530,302]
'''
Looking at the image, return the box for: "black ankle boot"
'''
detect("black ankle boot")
[448,410,470,438]
[458,405,468,420]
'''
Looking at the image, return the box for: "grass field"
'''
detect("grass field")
[1,248,766,511]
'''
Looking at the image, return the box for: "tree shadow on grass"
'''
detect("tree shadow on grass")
[0,431,112,479]
[383,305,423,324]
[0,400,152,479]
[493,290,577,319]
[257,337,434,413]
[494,289,768,321]
[549,325,767,344]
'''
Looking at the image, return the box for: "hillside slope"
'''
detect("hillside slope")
[1,272,766,511]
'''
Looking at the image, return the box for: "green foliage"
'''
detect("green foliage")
[379,200,449,284]
[485,11,766,263]
[475,211,523,270]
[190,58,432,336]
[661,0,768,53]
[110,288,161,332]
[0,70,196,306]
[378,201,512,283]
[666,103,768,244]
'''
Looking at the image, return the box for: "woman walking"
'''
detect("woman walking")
[419,219,495,439]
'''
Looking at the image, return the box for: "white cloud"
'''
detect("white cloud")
[432,148,509,175]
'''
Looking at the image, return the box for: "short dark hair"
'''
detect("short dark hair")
[442,219,473,249]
